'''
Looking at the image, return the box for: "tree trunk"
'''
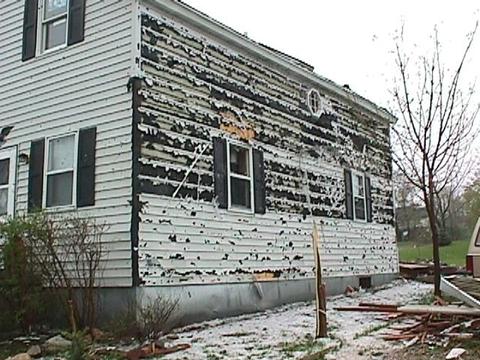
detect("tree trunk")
[424,178,442,296]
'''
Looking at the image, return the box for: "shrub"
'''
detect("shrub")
[0,215,46,332]
[110,295,178,341]
[68,331,89,360]
[0,212,107,333]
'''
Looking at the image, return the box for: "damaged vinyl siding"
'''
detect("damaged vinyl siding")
[0,0,134,286]
[135,7,398,285]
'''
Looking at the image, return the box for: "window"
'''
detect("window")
[22,0,85,60]
[0,147,16,217]
[307,89,323,116]
[352,172,366,221]
[227,142,254,211]
[42,0,68,50]
[0,159,10,216]
[28,128,96,211]
[44,134,76,208]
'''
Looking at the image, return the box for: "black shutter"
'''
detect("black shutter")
[344,169,353,220]
[365,176,372,222]
[28,139,44,212]
[67,0,86,46]
[77,127,96,207]
[22,0,38,61]
[213,137,227,209]
[253,149,266,214]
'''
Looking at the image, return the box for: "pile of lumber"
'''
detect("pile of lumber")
[335,301,480,343]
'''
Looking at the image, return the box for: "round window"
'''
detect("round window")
[307,89,323,116]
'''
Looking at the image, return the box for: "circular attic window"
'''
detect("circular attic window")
[307,89,323,116]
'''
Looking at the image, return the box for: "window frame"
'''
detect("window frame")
[42,132,78,210]
[307,88,323,117]
[0,147,17,218]
[226,140,255,213]
[351,170,367,222]
[38,0,70,54]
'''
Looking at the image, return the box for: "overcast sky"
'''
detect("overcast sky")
[184,0,480,111]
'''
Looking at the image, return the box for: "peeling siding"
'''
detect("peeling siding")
[0,0,134,286]
[136,6,398,286]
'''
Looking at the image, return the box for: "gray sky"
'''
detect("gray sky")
[184,0,480,110]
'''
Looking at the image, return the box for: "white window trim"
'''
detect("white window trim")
[351,170,367,222]
[226,140,254,214]
[307,88,323,117]
[42,132,78,210]
[36,0,70,55]
[0,146,17,218]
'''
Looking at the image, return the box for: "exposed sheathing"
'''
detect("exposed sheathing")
[136,9,398,285]
[0,0,134,286]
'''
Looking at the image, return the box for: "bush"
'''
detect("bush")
[68,331,88,360]
[0,215,47,332]
[0,212,107,333]
[110,295,178,340]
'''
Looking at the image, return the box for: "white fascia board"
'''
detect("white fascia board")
[142,0,397,125]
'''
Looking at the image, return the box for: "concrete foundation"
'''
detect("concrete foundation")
[137,273,398,326]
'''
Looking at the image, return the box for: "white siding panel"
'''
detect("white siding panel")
[135,6,399,286]
[0,0,135,287]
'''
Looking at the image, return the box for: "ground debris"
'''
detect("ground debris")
[446,347,466,359]
[125,342,191,360]
[336,296,480,355]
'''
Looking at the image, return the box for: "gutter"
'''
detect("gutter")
[143,0,397,125]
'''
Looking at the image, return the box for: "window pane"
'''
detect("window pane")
[0,188,8,215]
[355,175,364,196]
[0,159,9,185]
[46,171,73,207]
[45,18,67,50]
[48,135,74,171]
[355,197,365,220]
[44,0,67,20]
[230,145,250,176]
[230,177,251,208]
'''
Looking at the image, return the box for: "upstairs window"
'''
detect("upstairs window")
[43,0,68,50]
[22,0,86,61]
[307,89,323,116]
[352,172,366,221]
[228,143,253,211]
[44,134,76,208]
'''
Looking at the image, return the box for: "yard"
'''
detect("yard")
[398,239,470,266]
[4,280,480,359]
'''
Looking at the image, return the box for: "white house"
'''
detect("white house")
[0,0,399,323]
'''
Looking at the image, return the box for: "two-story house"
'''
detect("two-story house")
[0,0,399,323]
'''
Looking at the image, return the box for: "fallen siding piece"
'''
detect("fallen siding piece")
[440,276,480,309]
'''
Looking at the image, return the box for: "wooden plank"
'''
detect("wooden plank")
[312,221,327,338]
[335,304,480,317]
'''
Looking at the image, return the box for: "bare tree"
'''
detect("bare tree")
[392,23,479,295]
[24,213,107,332]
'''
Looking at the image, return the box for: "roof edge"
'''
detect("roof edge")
[144,0,397,124]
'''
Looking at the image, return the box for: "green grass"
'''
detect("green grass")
[398,239,469,266]
[280,335,325,358]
